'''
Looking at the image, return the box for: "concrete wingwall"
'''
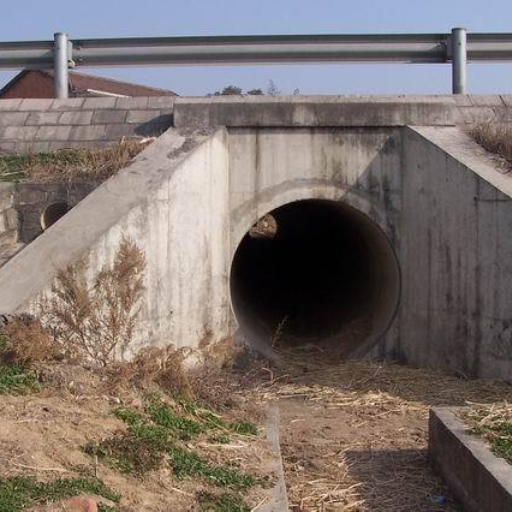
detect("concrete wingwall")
[401,127,512,380]
[0,127,231,354]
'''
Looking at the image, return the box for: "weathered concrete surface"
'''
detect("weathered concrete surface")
[429,407,512,512]
[228,127,402,357]
[0,127,231,353]
[401,126,512,380]
[262,403,289,512]
[174,95,512,129]
[175,96,455,128]
[227,123,512,378]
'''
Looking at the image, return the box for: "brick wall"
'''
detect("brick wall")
[0,96,174,154]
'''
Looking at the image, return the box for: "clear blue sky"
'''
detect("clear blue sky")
[1,0,512,96]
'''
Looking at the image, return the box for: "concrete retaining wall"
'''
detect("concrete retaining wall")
[429,407,512,512]
[226,124,512,378]
[174,94,512,129]
[401,127,512,380]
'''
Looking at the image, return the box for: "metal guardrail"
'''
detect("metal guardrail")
[1,28,511,98]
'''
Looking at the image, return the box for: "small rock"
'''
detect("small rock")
[63,497,98,512]
[108,396,121,405]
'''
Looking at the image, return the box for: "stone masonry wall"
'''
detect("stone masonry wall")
[0,96,175,154]
[0,183,20,266]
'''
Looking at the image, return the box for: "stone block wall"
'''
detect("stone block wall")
[0,96,175,154]
[16,181,101,242]
[0,183,20,266]
[0,180,101,267]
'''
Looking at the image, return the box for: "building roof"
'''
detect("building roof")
[0,69,177,98]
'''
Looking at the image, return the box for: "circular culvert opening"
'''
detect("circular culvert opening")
[40,201,69,231]
[230,199,400,358]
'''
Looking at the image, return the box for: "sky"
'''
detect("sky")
[1,0,512,96]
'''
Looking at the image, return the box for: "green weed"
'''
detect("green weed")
[147,401,203,440]
[470,421,512,464]
[0,365,39,395]
[112,406,143,426]
[209,434,231,444]
[0,476,119,512]
[84,433,165,475]
[168,446,255,490]
[229,421,258,436]
[197,491,250,512]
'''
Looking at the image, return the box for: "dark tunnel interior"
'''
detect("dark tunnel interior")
[230,199,400,357]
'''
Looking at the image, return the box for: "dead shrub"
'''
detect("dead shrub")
[469,123,512,170]
[109,345,194,399]
[188,337,241,410]
[40,236,146,366]
[0,317,57,367]
[108,337,241,409]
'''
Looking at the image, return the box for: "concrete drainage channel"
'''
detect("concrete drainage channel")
[230,199,401,360]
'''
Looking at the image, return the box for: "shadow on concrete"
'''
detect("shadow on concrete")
[134,114,173,137]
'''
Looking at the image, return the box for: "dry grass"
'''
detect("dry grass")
[0,317,57,368]
[463,402,512,465]
[105,336,247,415]
[244,357,512,511]
[39,236,146,366]
[108,345,194,399]
[465,401,512,428]
[0,137,152,183]
[188,337,246,411]
[469,122,512,171]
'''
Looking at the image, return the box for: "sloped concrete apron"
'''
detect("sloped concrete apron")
[429,407,512,512]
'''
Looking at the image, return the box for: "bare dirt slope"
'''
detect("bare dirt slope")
[0,363,275,511]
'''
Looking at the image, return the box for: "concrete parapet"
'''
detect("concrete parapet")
[174,96,457,128]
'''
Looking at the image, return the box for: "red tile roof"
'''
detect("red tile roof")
[0,69,177,98]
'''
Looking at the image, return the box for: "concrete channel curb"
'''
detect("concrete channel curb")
[429,407,512,512]
[262,403,289,512]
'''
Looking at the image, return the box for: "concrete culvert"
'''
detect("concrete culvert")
[40,202,69,231]
[230,199,400,359]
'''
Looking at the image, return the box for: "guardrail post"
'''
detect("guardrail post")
[53,32,69,99]
[451,27,467,94]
